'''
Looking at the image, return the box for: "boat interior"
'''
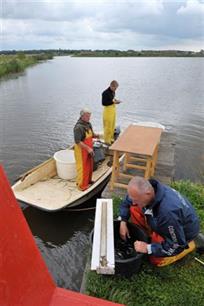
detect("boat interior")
[12,154,112,211]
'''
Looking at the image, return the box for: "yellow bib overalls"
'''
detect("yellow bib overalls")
[103,104,116,145]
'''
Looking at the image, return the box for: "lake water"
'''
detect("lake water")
[0,56,204,290]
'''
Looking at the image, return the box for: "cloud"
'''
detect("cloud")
[2,0,87,21]
[2,0,164,21]
[1,0,204,51]
[177,0,204,15]
[93,1,204,39]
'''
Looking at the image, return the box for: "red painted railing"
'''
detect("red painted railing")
[0,165,124,306]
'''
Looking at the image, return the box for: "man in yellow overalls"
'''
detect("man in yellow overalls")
[102,80,121,145]
[74,109,98,191]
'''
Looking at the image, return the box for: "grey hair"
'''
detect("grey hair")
[80,108,91,117]
[128,176,153,194]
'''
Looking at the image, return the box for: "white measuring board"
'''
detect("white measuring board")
[91,199,115,274]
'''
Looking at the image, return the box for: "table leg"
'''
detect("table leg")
[144,157,152,179]
[115,151,120,178]
[110,151,119,190]
[151,144,159,176]
[123,153,129,171]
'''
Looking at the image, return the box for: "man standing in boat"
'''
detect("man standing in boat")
[102,80,121,145]
[74,108,98,191]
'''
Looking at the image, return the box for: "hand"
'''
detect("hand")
[134,240,148,253]
[119,221,130,240]
[87,147,94,156]
[114,99,121,104]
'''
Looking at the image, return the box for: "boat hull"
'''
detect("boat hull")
[12,152,115,211]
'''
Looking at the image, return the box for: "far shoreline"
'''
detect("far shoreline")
[0,49,203,78]
[1,49,204,58]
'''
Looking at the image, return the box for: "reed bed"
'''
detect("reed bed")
[0,53,53,78]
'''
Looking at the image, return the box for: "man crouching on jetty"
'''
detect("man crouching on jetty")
[119,176,203,266]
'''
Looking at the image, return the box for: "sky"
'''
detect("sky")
[0,0,204,51]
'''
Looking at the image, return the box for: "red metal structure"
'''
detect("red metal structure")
[0,166,124,306]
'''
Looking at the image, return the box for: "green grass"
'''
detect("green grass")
[85,181,204,306]
[0,53,53,78]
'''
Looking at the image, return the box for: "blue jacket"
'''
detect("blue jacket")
[119,179,200,257]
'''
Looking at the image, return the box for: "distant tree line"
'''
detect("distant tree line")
[73,49,204,57]
[0,49,204,57]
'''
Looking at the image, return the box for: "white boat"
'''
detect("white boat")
[12,146,118,211]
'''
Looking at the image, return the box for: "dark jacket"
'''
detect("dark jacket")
[119,179,200,257]
[102,87,115,106]
[73,119,93,144]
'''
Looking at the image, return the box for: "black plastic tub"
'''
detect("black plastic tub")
[90,220,149,278]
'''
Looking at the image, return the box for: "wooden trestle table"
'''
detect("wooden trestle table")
[109,124,163,190]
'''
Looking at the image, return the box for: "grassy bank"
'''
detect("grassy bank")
[85,181,204,306]
[0,53,53,78]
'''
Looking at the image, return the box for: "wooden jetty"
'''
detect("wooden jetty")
[102,130,176,199]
